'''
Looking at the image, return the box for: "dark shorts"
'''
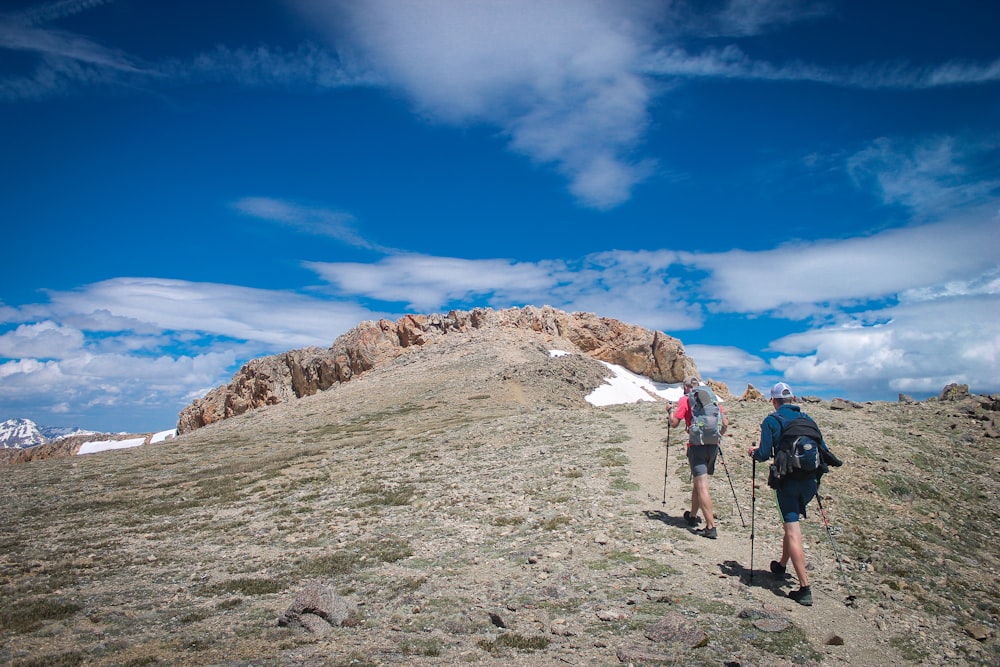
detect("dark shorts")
[775,477,818,523]
[687,444,717,477]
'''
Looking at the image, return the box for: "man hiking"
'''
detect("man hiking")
[670,376,729,539]
[747,382,825,606]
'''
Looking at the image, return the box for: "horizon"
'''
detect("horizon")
[1,0,998,432]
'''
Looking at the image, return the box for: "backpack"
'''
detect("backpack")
[767,412,825,488]
[687,385,722,446]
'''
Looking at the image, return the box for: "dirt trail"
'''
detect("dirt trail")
[611,402,904,667]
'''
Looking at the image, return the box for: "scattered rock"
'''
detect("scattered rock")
[644,612,709,648]
[278,583,355,632]
[826,634,846,645]
[597,608,629,622]
[985,414,1000,438]
[616,643,679,664]
[964,624,992,641]
[898,393,914,403]
[753,617,791,632]
[740,384,766,402]
[831,398,861,410]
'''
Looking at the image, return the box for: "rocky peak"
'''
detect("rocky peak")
[177,305,699,433]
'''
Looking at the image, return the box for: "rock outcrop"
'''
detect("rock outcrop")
[177,306,698,434]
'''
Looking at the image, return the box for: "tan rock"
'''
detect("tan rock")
[177,306,699,433]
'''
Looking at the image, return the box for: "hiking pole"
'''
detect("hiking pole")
[716,443,746,527]
[662,418,671,504]
[749,459,756,586]
[815,493,857,607]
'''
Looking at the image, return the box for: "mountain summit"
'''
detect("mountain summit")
[177,305,699,433]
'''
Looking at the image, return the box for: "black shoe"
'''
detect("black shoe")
[770,560,788,579]
[788,586,812,606]
[683,510,700,527]
[692,526,717,539]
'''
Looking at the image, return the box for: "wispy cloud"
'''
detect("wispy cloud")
[0,276,391,428]
[643,46,1000,89]
[0,0,142,71]
[687,211,999,314]
[232,197,388,251]
[293,0,663,209]
[847,136,1000,215]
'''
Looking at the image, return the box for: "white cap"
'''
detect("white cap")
[770,382,794,399]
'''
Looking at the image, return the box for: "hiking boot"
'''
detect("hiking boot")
[692,526,717,539]
[788,586,812,606]
[770,560,789,579]
[683,510,700,527]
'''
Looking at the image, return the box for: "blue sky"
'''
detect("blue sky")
[1,0,998,433]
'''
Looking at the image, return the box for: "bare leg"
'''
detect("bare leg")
[782,520,808,587]
[692,474,715,529]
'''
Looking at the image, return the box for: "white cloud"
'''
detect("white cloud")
[0,321,84,359]
[305,254,561,312]
[687,210,999,313]
[305,248,703,331]
[42,277,381,349]
[0,278,390,428]
[293,0,662,209]
[684,343,768,377]
[770,294,1000,396]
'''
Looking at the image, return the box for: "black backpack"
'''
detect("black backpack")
[767,412,841,488]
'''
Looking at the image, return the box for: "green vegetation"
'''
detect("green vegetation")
[478,633,551,653]
[0,597,81,634]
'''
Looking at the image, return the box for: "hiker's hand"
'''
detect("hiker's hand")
[747,445,759,458]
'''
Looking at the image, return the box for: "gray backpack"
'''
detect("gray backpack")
[688,385,722,446]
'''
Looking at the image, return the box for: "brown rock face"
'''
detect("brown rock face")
[177,306,698,433]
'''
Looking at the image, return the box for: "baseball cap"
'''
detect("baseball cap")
[683,376,700,388]
[770,382,794,399]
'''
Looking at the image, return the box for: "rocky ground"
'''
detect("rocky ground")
[1,328,997,666]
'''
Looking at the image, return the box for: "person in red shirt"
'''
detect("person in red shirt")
[669,376,729,539]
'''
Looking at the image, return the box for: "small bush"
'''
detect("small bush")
[0,597,81,633]
[478,633,550,653]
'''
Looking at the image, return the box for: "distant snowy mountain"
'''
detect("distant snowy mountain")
[0,419,47,448]
[0,418,96,449]
[40,425,96,440]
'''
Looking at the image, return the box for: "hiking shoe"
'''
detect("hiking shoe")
[692,526,717,539]
[770,560,789,579]
[683,510,700,527]
[788,586,812,606]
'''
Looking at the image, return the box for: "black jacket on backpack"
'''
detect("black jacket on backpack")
[753,404,842,488]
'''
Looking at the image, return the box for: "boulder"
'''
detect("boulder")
[278,583,355,633]
[939,383,970,401]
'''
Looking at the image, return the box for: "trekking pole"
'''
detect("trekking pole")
[662,418,671,505]
[815,493,857,607]
[716,443,746,527]
[749,459,756,585]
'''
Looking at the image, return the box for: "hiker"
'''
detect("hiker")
[669,376,728,539]
[747,382,823,606]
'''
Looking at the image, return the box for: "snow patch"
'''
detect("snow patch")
[77,437,146,455]
[549,350,685,406]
